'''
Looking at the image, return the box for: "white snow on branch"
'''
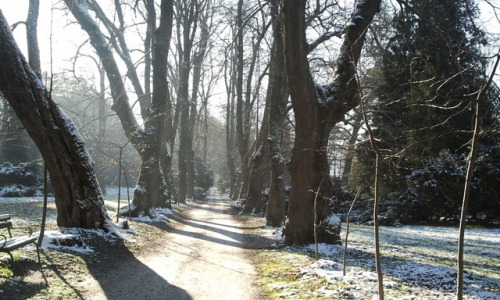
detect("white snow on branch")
[316,82,339,105]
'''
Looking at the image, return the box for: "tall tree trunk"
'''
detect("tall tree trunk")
[243,0,282,214]
[243,141,271,214]
[146,0,175,204]
[176,0,199,203]
[282,0,381,244]
[0,12,112,229]
[63,0,174,216]
[224,36,238,198]
[234,0,249,200]
[136,0,174,211]
[225,96,237,196]
[265,0,289,227]
[178,103,190,203]
[188,7,210,195]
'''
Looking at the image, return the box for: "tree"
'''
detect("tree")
[0,10,112,229]
[241,1,274,213]
[174,0,217,203]
[63,0,175,216]
[175,0,200,203]
[282,0,382,245]
[353,0,500,223]
[263,0,289,227]
[238,0,290,223]
[221,1,259,200]
[457,51,499,300]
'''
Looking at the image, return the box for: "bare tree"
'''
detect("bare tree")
[0,10,113,230]
[361,87,385,300]
[63,0,175,216]
[282,0,382,244]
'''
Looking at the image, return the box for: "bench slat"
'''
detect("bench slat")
[0,236,37,251]
[0,214,11,221]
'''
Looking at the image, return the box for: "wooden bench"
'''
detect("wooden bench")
[0,214,40,263]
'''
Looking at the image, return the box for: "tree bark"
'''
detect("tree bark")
[0,11,112,229]
[243,142,271,214]
[282,0,381,244]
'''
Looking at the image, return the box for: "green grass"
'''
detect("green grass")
[0,260,14,278]
[256,247,335,299]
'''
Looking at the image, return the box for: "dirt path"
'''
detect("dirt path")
[83,195,270,300]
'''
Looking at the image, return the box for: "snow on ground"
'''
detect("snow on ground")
[130,207,174,223]
[42,229,96,254]
[0,186,169,254]
[286,225,500,299]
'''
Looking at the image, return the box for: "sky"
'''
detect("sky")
[1,0,92,76]
[0,0,230,119]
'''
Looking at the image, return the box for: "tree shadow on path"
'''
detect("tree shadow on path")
[159,197,276,250]
[83,238,192,300]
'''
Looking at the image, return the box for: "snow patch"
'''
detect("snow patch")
[294,226,500,299]
[42,229,94,253]
[131,207,173,223]
[325,213,341,227]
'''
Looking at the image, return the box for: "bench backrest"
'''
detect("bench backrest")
[0,221,13,229]
[0,214,11,222]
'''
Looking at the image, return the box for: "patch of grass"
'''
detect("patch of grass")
[0,259,14,278]
[256,247,335,300]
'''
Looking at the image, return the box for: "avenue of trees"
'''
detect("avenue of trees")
[1,0,499,246]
